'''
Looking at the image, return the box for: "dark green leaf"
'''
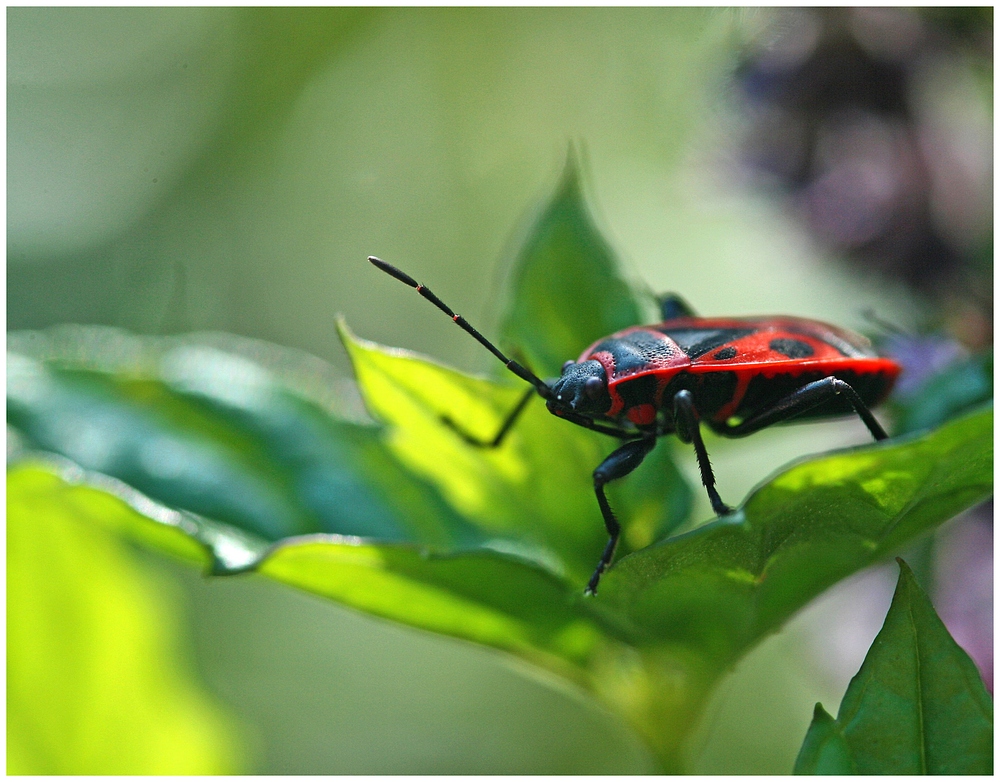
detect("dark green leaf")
[498,155,644,378]
[598,406,993,660]
[793,703,854,774]
[893,349,993,435]
[795,559,993,774]
[7,329,482,569]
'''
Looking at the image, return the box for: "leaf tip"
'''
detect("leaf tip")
[812,701,834,722]
[335,316,359,351]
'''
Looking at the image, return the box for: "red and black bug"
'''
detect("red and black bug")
[369,256,901,595]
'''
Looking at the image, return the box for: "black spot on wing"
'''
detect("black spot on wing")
[769,338,814,359]
[713,346,737,360]
[659,327,755,359]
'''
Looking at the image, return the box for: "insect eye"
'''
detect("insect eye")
[562,360,574,373]
[584,375,605,400]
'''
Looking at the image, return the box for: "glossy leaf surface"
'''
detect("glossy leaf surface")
[794,560,993,774]
[339,321,691,580]
[7,332,482,568]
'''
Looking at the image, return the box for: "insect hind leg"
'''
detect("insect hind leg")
[672,390,733,517]
[718,376,889,441]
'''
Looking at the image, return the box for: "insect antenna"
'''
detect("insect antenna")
[368,256,553,399]
[861,309,909,337]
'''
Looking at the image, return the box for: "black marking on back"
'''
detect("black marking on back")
[662,371,739,419]
[769,338,814,359]
[615,373,660,410]
[591,330,676,376]
[659,327,755,359]
[713,346,737,361]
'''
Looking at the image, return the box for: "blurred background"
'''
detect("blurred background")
[8,7,992,773]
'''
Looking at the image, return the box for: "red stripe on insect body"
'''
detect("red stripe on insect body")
[626,404,657,426]
[590,350,626,417]
[713,369,754,423]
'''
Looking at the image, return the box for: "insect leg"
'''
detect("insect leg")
[554,407,644,439]
[720,376,889,441]
[586,436,657,596]
[672,390,733,517]
[442,388,535,448]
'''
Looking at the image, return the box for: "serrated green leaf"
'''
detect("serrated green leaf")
[8,323,992,773]
[6,465,242,774]
[598,406,993,660]
[794,559,993,775]
[498,156,644,378]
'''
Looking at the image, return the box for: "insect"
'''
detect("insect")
[369,256,901,595]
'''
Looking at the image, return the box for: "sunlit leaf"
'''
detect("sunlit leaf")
[10,399,989,771]
[6,166,992,774]
[6,466,243,774]
[794,559,993,775]
[339,321,692,580]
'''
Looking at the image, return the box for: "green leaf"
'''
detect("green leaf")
[6,465,243,774]
[498,155,645,378]
[7,331,482,570]
[9,321,992,772]
[598,406,994,661]
[794,559,993,775]
[14,412,991,771]
[338,321,692,579]
[893,349,993,435]
[794,703,854,774]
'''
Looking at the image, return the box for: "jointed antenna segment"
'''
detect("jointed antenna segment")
[368,257,552,398]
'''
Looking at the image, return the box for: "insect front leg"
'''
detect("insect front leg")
[672,389,733,517]
[587,436,657,596]
[441,388,535,448]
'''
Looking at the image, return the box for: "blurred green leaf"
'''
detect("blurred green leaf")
[7,331,481,565]
[7,168,992,773]
[6,465,243,774]
[893,349,993,436]
[794,560,993,775]
[498,156,645,378]
[9,390,989,771]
